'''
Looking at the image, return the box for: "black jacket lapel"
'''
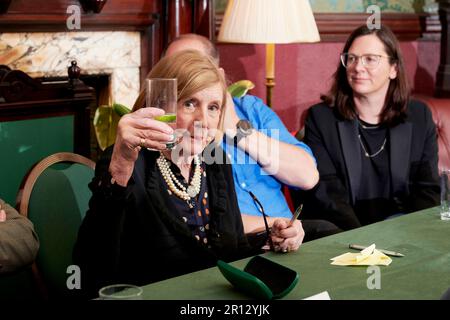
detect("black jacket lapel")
[137,150,222,259]
[338,120,361,204]
[389,122,412,194]
[132,150,193,238]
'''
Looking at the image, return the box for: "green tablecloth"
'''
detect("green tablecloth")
[141,207,450,300]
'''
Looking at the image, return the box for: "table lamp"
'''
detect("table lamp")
[218,0,320,107]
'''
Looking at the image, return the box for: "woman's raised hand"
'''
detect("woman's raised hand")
[109,107,174,186]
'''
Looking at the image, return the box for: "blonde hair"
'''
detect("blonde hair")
[132,50,227,142]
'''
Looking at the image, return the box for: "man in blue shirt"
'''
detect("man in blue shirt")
[165,34,321,251]
[222,95,317,219]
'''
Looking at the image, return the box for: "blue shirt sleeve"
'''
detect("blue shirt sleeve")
[226,95,316,217]
[233,95,316,162]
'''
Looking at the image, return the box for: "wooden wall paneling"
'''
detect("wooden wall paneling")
[141,22,161,85]
[0,0,11,14]
[0,65,95,156]
[162,0,215,50]
[194,0,215,40]
[4,0,158,14]
[316,13,423,41]
[0,0,160,32]
[165,0,192,46]
[0,0,164,81]
[0,66,95,204]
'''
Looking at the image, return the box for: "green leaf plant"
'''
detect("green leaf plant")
[93,80,255,151]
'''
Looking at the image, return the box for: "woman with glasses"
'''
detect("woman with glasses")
[299,25,439,230]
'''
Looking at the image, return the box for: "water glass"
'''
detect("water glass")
[98,284,143,300]
[146,78,178,149]
[440,170,450,221]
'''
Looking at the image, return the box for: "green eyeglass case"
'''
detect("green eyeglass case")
[217,256,299,300]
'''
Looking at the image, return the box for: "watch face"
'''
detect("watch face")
[238,120,253,132]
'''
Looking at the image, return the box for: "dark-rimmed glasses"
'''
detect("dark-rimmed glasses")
[248,191,275,251]
[340,53,391,69]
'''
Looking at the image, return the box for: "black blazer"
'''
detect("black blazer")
[73,147,252,298]
[299,100,439,230]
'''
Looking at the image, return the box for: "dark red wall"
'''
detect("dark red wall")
[218,40,440,132]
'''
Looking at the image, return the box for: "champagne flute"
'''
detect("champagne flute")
[146,78,179,149]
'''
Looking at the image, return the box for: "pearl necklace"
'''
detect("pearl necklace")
[156,153,202,207]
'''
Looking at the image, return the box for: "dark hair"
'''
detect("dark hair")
[321,24,409,126]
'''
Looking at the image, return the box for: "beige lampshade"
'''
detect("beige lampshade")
[218,0,320,44]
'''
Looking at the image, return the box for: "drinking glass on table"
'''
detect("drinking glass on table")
[146,78,179,149]
[98,284,143,300]
[440,169,450,221]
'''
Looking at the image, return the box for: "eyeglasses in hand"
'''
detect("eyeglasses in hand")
[248,191,275,251]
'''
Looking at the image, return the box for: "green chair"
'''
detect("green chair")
[16,152,95,299]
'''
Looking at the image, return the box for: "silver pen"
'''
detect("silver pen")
[275,204,304,253]
[349,244,405,257]
[289,204,303,226]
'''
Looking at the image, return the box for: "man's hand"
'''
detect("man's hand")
[270,219,305,253]
[222,92,240,137]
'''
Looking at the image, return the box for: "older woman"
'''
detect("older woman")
[74,50,295,298]
[300,25,439,230]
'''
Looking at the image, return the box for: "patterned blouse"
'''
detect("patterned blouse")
[158,160,211,248]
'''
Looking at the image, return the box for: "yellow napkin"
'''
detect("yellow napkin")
[330,244,392,266]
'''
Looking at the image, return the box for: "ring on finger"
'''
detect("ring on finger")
[140,138,146,148]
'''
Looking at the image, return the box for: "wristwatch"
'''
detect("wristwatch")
[235,119,254,143]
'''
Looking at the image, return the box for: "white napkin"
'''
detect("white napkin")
[330,244,392,266]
